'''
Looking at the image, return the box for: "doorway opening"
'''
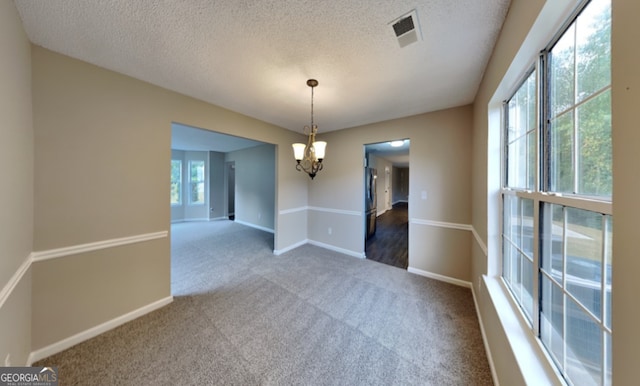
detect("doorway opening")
[226,161,235,220]
[170,122,276,295]
[363,139,410,269]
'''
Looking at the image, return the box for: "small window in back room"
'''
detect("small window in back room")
[171,159,182,205]
[189,160,205,205]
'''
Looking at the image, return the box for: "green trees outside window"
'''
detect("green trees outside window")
[171,160,181,205]
[549,0,611,197]
[189,160,205,204]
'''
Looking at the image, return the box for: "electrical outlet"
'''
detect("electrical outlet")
[5,353,11,366]
[258,212,262,220]
[328,227,332,235]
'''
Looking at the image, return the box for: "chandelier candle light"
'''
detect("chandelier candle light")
[292,79,326,179]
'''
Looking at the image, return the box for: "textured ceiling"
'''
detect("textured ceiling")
[14,0,511,133]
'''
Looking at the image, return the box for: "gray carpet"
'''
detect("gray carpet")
[35,220,493,385]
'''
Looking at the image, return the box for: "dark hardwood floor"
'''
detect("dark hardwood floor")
[365,202,408,269]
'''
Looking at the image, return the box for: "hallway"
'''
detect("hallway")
[365,202,408,269]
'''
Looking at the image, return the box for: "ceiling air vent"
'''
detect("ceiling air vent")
[390,10,422,48]
[392,15,414,37]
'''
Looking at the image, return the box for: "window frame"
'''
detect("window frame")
[501,66,540,328]
[541,0,612,200]
[500,0,612,384]
[188,160,206,205]
[170,159,182,206]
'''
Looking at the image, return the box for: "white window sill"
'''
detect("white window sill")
[482,275,566,386]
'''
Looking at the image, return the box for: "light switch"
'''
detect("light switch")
[421,190,427,200]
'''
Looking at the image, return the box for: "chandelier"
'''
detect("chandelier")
[292,79,326,179]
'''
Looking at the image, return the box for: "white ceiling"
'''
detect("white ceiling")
[14,0,511,134]
[366,140,410,168]
[171,123,265,152]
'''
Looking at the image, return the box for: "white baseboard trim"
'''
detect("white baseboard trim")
[233,220,274,234]
[407,267,471,288]
[279,206,368,217]
[471,285,500,386]
[275,239,365,259]
[27,296,173,366]
[31,231,168,262]
[273,239,308,255]
[307,240,365,259]
[410,218,472,232]
[172,217,230,223]
[171,218,210,223]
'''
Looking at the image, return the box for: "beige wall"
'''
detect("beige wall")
[0,0,33,366]
[30,46,307,350]
[31,239,169,349]
[316,105,473,280]
[611,0,640,383]
[276,210,308,252]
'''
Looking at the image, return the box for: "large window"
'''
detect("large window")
[171,160,182,205]
[503,69,537,323]
[501,0,611,385]
[548,0,612,197]
[189,160,205,205]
